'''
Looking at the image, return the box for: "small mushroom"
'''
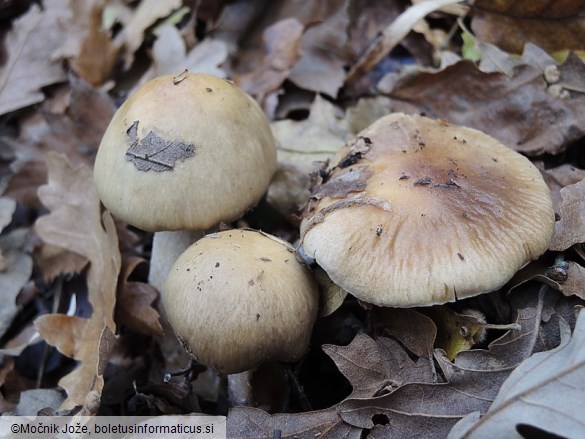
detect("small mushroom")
[94,73,277,233]
[164,229,319,403]
[93,72,277,290]
[300,113,555,307]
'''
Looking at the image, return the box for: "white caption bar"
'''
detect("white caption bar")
[0,415,226,438]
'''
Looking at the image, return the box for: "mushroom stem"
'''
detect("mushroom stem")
[227,370,254,407]
[150,230,204,371]
[149,230,204,293]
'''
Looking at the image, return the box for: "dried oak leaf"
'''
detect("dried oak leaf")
[14,388,65,416]
[116,256,163,337]
[125,121,195,172]
[0,225,33,339]
[0,0,69,115]
[0,198,32,342]
[539,163,585,212]
[337,287,560,437]
[236,18,304,112]
[507,257,585,302]
[322,329,435,400]
[288,2,351,98]
[33,152,121,410]
[227,406,361,439]
[471,0,585,54]
[141,24,227,82]
[449,309,585,439]
[267,95,350,216]
[4,76,116,208]
[386,59,585,156]
[117,0,182,69]
[53,0,119,85]
[549,178,585,251]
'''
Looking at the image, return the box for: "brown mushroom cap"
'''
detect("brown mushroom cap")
[93,73,277,232]
[300,113,555,307]
[163,229,319,374]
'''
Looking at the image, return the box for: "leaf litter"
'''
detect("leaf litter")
[0,0,584,437]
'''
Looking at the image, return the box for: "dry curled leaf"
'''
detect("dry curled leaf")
[288,2,350,98]
[54,0,119,85]
[227,406,361,439]
[337,288,561,437]
[550,178,585,251]
[346,0,467,83]
[0,228,33,339]
[116,256,163,337]
[449,309,585,439]
[33,152,121,409]
[117,0,182,69]
[386,60,585,156]
[323,329,435,400]
[471,0,585,54]
[0,0,69,115]
[5,76,116,208]
[237,18,304,111]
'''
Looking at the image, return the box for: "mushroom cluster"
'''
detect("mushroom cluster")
[93,72,319,401]
[300,113,555,307]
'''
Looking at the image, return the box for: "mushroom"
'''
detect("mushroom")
[93,72,277,290]
[300,113,555,307]
[163,229,319,404]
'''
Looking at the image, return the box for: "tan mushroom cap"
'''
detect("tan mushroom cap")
[163,229,319,374]
[300,113,555,307]
[94,73,277,232]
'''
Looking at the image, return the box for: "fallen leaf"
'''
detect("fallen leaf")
[0,0,69,115]
[33,152,121,409]
[14,388,65,416]
[345,96,395,135]
[227,406,361,439]
[288,3,350,98]
[346,0,467,83]
[562,262,585,300]
[539,163,585,212]
[117,0,182,69]
[0,323,41,357]
[267,95,350,216]
[271,95,349,170]
[4,75,116,208]
[116,256,163,337]
[549,178,585,251]
[386,60,585,155]
[337,287,562,436]
[54,0,119,85]
[139,25,227,84]
[0,197,15,232]
[471,0,585,54]
[0,228,33,339]
[322,330,435,400]
[237,18,304,110]
[449,309,585,439]
[124,121,195,172]
[33,242,89,283]
[314,267,347,318]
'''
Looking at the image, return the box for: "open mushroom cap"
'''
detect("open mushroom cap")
[300,113,555,307]
[163,229,319,374]
[94,73,277,232]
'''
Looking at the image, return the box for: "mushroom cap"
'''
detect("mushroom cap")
[163,229,319,374]
[94,73,277,232]
[300,113,555,307]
